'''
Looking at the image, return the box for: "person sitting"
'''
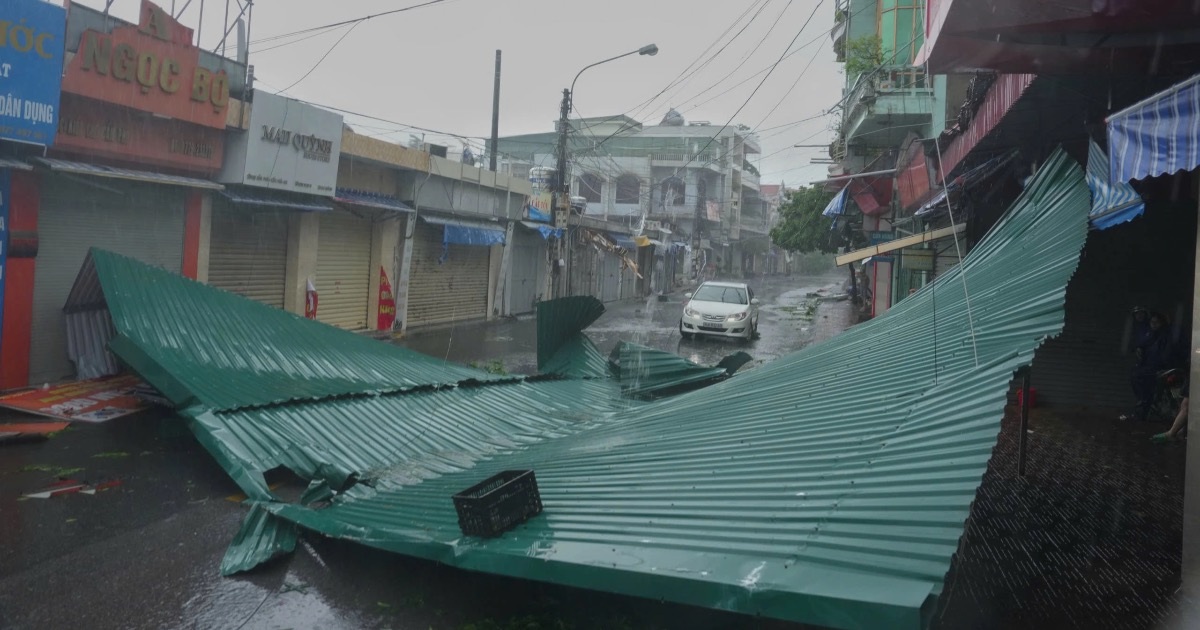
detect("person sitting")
[1131,306,1151,347]
[1123,312,1173,422]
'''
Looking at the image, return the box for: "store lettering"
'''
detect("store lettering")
[261,126,333,163]
[0,19,57,59]
[168,138,214,159]
[58,117,129,144]
[77,31,228,110]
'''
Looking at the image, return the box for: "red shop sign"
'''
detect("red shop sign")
[61,0,229,129]
[54,94,224,173]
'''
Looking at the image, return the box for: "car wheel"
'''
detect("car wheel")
[679,320,694,340]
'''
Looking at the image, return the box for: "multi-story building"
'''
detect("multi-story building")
[497,110,765,295]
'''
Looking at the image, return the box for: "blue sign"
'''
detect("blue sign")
[0,170,9,356]
[0,0,66,146]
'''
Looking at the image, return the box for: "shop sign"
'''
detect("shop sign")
[0,0,66,145]
[61,0,228,129]
[377,267,396,330]
[54,95,223,172]
[0,170,8,355]
[220,91,342,196]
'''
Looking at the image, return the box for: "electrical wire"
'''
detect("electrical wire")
[278,21,362,92]
[250,0,455,45]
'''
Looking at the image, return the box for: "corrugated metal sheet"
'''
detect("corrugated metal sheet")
[221,186,333,212]
[939,74,1037,180]
[82,249,513,411]
[609,342,750,398]
[334,188,413,213]
[85,148,1093,630]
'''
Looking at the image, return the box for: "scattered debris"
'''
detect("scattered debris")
[22,478,121,499]
[0,421,70,444]
[17,464,85,477]
[91,451,131,459]
[0,375,153,422]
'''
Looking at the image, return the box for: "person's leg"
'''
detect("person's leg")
[1153,397,1189,442]
[1132,369,1156,419]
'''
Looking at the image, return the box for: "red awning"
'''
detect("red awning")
[896,140,932,212]
[938,74,1036,181]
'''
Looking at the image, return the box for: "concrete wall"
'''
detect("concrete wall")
[284,212,320,316]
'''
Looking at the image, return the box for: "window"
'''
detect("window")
[692,284,748,305]
[878,0,924,65]
[577,173,603,203]
[661,178,686,207]
[616,174,641,204]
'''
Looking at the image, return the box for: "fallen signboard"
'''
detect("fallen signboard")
[0,375,151,423]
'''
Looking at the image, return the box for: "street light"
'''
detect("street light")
[554,44,659,297]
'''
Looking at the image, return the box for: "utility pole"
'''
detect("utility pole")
[489,50,501,172]
[555,88,572,297]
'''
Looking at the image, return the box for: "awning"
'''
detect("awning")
[607,233,637,250]
[221,186,333,212]
[0,157,32,171]
[520,220,563,240]
[811,168,897,186]
[35,157,223,190]
[821,188,848,217]
[836,224,966,267]
[939,74,1037,180]
[527,205,553,223]
[334,188,412,213]
[915,151,1019,218]
[422,215,506,247]
[1107,73,1200,183]
[1086,139,1144,229]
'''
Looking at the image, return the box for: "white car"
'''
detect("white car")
[679,281,760,341]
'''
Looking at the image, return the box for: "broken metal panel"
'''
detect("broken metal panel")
[87,148,1093,630]
[220,502,298,576]
[609,342,749,398]
[535,295,606,371]
[84,249,513,411]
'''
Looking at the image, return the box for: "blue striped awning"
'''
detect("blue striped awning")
[1086,140,1144,230]
[822,187,848,217]
[221,186,332,212]
[334,188,412,213]
[1107,73,1200,183]
[607,233,637,251]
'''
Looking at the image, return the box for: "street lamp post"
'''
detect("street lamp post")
[554,44,658,298]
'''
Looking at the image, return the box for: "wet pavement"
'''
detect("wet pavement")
[398,272,850,376]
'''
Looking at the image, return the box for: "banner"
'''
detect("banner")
[0,0,66,146]
[0,374,150,423]
[377,267,396,330]
[0,171,8,361]
[305,278,318,319]
[706,200,721,221]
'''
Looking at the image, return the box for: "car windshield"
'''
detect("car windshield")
[692,285,748,305]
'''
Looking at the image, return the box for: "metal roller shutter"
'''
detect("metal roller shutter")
[509,230,545,315]
[407,222,490,327]
[208,206,288,308]
[600,254,621,302]
[316,211,373,330]
[30,178,185,385]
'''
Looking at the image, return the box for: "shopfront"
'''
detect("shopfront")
[217,90,345,321]
[25,1,235,386]
[509,221,557,315]
[407,215,504,327]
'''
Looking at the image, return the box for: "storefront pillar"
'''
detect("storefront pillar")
[284,212,320,316]
[368,214,402,331]
[0,171,39,390]
[396,219,417,333]
[183,190,211,282]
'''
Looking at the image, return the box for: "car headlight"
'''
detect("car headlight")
[726,311,749,322]
[684,307,699,317]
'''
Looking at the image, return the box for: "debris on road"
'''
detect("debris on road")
[63,149,1093,630]
[0,375,152,423]
[22,478,121,499]
[0,421,70,444]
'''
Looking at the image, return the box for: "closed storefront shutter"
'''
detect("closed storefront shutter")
[600,254,621,302]
[509,229,545,314]
[407,221,490,327]
[30,178,186,385]
[208,205,288,308]
[316,211,373,330]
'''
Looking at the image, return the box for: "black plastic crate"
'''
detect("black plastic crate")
[452,470,543,538]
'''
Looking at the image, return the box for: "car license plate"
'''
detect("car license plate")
[699,325,725,332]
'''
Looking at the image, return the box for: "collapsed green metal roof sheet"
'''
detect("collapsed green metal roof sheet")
[82,250,515,412]
[83,148,1092,630]
[609,342,751,398]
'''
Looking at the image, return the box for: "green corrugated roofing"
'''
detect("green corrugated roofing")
[82,250,514,412]
[609,342,750,398]
[85,149,1092,630]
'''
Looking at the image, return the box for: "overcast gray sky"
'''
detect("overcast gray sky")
[80,0,844,186]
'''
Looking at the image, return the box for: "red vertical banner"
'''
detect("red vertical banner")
[305,279,318,320]
[377,267,396,330]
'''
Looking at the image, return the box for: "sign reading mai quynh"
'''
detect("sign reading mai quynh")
[0,0,66,146]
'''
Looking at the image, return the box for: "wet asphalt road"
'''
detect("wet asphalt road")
[0,272,847,630]
[399,272,847,376]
